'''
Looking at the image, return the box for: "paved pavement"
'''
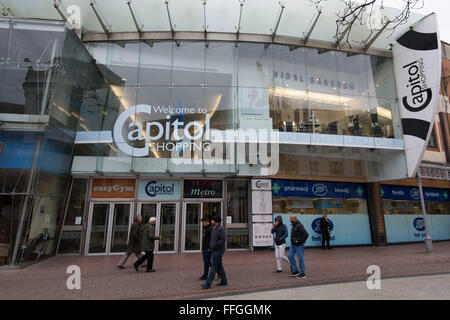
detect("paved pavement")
[0,242,449,300]
[209,273,450,300]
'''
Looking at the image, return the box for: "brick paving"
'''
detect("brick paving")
[0,242,449,300]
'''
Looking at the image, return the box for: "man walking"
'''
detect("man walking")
[199,217,213,280]
[134,216,160,273]
[288,215,309,279]
[320,214,332,250]
[118,215,143,269]
[271,215,291,273]
[201,216,227,289]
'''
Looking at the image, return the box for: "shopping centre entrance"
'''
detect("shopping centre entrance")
[85,202,133,255]
[182,201,222,252]
[83,178,225,255]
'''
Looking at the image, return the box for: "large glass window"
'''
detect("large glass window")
[382,186,450,215]
[63,179,88,226]
[272,180,368,215]
[226,180,250,249]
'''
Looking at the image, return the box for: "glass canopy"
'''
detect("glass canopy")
[0,0,425,51]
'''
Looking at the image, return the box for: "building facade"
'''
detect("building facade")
[0,1,449,264]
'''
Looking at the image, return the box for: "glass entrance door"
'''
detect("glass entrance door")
[86,202,133,255]
[184,203,201,251]
[110,203,131,253]
[159,203,178,252]
[87,203,110,254]
[138,202,179,253]
[182,202,222,252]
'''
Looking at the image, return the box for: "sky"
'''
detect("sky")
[381,0,450,43]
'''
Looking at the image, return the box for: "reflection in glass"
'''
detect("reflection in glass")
[58,231,82,255]
[64,179,88,226]
[185,203,200,251]
[140,203,157,225]
[203,202,221,221]
[159,203,176,252]
[88,204,110,254]
[110,203,131,253]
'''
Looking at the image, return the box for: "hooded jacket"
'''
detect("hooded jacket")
[271,215,289,246]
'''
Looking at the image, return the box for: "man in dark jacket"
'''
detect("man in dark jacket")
[271,215,291,273]
[202,216,227,289]
[320,214,332,250]
[118,215,143,269]
[288,215,309,279]
[134,216,160,273]
[199,217,213,280]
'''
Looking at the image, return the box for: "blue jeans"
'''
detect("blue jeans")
[202,248,212,277]
[205,248,227,286]
[288,244,306,274]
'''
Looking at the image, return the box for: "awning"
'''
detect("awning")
[0,0,426,55]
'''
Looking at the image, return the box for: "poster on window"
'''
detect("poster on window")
[252,223,273,247]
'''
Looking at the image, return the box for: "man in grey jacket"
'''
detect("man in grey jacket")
[201,216,228,289]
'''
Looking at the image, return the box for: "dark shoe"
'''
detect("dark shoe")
[146,269,156,273]
[296,273,306,279]
[201,283,211,289]
[328,247,332,250]
[133,263,139,272]
[199,275,207,280]
[216,282,228,286]
[290,271,300,277]
[275,270,282,273]
[117,265,125,269]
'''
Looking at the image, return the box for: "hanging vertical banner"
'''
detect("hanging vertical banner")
[393,13,441,178]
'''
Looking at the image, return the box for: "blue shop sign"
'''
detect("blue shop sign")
[381,185,450,202]
[272,180,366,199]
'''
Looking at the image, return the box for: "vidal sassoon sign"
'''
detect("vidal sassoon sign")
[393,13,441,177]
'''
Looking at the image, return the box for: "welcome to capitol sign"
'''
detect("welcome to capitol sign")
[75,103,280,176]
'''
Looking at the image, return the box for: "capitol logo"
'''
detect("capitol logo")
[145,181,175,197]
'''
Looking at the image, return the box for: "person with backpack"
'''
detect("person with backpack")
[271,215,291,273]
[288,215,309,279]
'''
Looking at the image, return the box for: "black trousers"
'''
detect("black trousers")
[135,251,154,271]
[322,232,331,249]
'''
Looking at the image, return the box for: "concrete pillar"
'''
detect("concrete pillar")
[366,182,387,246]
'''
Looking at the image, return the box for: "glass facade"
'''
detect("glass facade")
[0,19,100,264]
[1,15,437,257]
[68,41,407,181]
[382,185,450,243]
[272,180,368,215]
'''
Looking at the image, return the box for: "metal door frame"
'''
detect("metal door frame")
[85,201,134,256]
[181,200,223,253]
[138,201,179,254]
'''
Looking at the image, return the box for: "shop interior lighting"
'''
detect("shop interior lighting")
[270,86,356,106]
